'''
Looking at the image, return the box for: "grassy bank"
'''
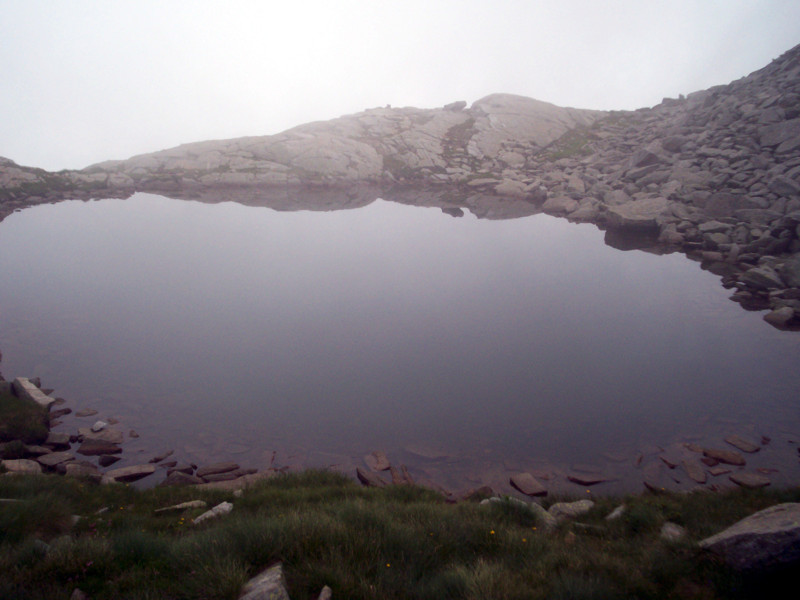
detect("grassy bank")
[1,470,798,599]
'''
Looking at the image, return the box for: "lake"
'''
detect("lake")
[1,192,798,494]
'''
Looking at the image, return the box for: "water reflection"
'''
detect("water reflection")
[0,191,799,494]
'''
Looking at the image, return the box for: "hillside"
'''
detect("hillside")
[1,43,799,326]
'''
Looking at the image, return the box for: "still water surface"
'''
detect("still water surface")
[0,193,798,493]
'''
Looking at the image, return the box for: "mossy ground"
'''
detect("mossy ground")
[1,471,798,599]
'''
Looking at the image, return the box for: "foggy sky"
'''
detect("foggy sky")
[2,0,799,172]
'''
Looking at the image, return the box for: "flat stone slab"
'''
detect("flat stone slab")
[74,408,98,417]
[77,439,122,456]
[510,472,547,496]
[195,462,239,478]
[12,377,56,409]
[403,444,451,460]
[44,432,71,448]
[700,503,800,571]
[703,447,746,466]
[730,472,771,489]
[104,464,157,483]
[37,451,74,467]
[682,459,707,484]
[567,473,608,486]
[724,435,760,453]
[160,471,204,487]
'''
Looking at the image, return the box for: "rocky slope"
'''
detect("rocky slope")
[1,44,800,326]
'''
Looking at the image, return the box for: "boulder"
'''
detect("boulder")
[77,439,122,456]
[356,467,387,488]
[764,306,795,326]
[542,196,578,215]
[548,499,594,521]
[37,451,74,467]
[605,197,669,230]
[1,458,42,474]
[78,428,124,444]
[11,378,56,410]
[238,562,290,600]
[740,266,784,290]
[700,503,800,571]
[364,450,391,471]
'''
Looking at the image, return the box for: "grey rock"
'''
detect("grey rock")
[548,499,594,521]
[764,306,796,326]
[1,458,42,474]
[606,197,669,230]
[661,522,686,542]
[364,450,391,472]
[154,500,207,513]
[700,503,800,571]
[759,118,800,148]
[509,472,547,496]
[195,462,239,477]
[703,447,746,466]
[238,562,290,600]
[724,435,760,453]
[193,501,233,525]
[78,427,125,445]
[356,467,387,487]
[104,464,157,483]
[77,439,122,456]
[160,471,204,487]
[740,266,785,290]
[11,377,56,410]
[44,432,71,448]
[606,505,626,521]
[730,472,771,489]
[542,195,578,215]
[37,451,74,467]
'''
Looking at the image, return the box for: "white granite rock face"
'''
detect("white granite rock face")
[700,503,800,571]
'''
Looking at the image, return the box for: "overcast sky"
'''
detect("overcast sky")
[2,0,800,172]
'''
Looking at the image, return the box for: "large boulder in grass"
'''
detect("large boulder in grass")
[238,562,290,600]
[699,503,800,572]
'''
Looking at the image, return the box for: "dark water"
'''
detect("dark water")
[1,193,798,493]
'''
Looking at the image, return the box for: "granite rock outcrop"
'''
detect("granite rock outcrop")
[2,43,800,326]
